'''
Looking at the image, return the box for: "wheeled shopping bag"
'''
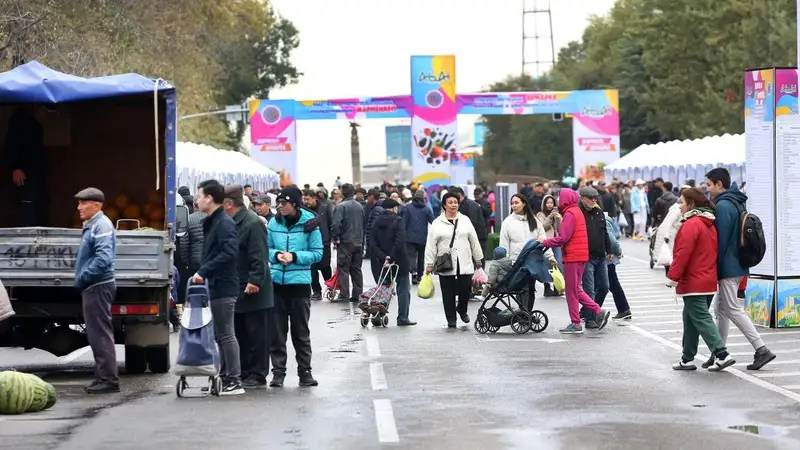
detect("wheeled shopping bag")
[174,281,221,397]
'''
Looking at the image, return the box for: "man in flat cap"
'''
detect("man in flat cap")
[223,184,273,389]
[578,186,613,329]
[74,187,119,394]
[192,179,242,395]
[252,195,274,223]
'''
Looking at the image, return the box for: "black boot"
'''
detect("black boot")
[270,371,286,387]
[298,369,318,387]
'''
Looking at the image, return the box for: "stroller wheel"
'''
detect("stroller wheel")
[529,310,549,333]
[510,310,533,334]
[488,325,500,334]
[381,315,389,327]
[176,377,187,398]
[474,312,490,334]
[324,289,335,301]
[371,317,382,327]
[360,316,369,327]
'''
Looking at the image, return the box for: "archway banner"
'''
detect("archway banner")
[249,99,298,186]
[294,96,413,120]
[457,92,575,115]
[410,55,457,190]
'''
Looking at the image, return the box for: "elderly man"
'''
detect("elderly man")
[331,183,365,302]
[252,195,274,223]
[74,187,119,394]
[223,185,273,389]
[577,186,613,329]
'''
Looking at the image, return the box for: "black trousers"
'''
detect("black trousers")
[270,284,312,373]
[235,308,270,383]
[478,238,487,267]
[406,243,425,279]
[336,243,363,300]
[82,281,118,384]
[439,275,471,323]
[311,245,332,294]
[16,176,49,226]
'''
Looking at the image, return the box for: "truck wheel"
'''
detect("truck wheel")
[125,345,148,374]
[146,346,171,374]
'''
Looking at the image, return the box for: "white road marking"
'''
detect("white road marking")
[626,299,684,304]
[623,322,800,403]
[370,363,388,390]
[365,332,381,357]
[629,304,681,310]
[60,346,92,363]
[634,320,682,325]
[758,359,800,366]
[474,335,567,343]
[732,348,800,356]
[781,385,800,390]
[752,371,800,379]
[374,399,400,443]
[653,329,683,334]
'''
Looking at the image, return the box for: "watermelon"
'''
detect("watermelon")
[0,371,34,414]
[44,382,57,410]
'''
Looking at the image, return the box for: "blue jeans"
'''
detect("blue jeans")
[580,258,609,320]
[595,263,630,314]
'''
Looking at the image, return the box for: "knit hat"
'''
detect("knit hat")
[413,189,425,199]
[494,246,507,259]
[278,184,303,207]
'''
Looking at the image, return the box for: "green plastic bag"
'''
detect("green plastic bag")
[550,266,565,293]
[417,273,435,299]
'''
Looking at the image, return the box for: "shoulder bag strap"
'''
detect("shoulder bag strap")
[448,219,458,249]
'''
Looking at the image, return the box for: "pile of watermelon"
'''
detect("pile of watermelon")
[0,371,57,414]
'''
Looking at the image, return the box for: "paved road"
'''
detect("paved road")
[2,239,800,449]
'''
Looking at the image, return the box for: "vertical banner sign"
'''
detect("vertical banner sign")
[249,99,298,187]
[450,152,475,185]
[743,69,776,328]
[571,90,621,182]
[410,55,456,190]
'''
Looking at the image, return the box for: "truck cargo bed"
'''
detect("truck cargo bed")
[0,227,171,288]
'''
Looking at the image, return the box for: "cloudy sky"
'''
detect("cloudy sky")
[267,0,615,186]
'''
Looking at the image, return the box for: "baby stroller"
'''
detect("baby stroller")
[324,269,341,301]
[358,263,396,328]
[474,241,551,335]
[174,281,222,398]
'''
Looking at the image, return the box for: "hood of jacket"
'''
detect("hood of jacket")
[376,209,398,229]
[411,197,427,208]
[275,207,315,227]
[541,194,556,214]
[714,182,747,209]
[682,206,715,225]
[558,188,579,210]
[660,191,677,203]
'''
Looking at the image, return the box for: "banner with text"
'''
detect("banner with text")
[457,91,575,115]
[294,96,413,120]
[450,152,475,185]
[249,99,298,187]
[410,55,456,190]
[571,90,621,181]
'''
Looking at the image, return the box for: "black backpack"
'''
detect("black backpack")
[732,201,766,268]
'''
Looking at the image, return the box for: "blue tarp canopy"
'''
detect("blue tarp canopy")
[0,61,174,104]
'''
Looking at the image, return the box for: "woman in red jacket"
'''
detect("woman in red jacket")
[539,188,609,334]
[668,188,735,372]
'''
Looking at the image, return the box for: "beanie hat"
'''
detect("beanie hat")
[278,184,303,208]
[494,246,507,259]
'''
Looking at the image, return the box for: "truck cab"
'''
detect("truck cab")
[0,62,182,374]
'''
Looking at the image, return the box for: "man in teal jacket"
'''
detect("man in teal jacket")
[705,168,774,371]
[267,185,323,387]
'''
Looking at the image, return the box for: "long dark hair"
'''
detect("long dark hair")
[682,187,715,210]
[512,194,538,232]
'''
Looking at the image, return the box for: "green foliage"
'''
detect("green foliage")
[0,0,301,150]
[479,0,797,182]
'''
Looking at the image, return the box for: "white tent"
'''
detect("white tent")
[604,133,745,186]
[176,142,279,193]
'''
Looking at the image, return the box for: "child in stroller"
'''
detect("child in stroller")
[475,242,551,335]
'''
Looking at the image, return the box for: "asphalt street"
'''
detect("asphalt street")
[3,239,800,449]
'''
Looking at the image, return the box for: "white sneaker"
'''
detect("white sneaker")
[708,355,736,372]
[220,382,245,396]
[672,360,697,371]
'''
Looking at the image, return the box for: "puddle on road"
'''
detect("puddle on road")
[328,333,364,355]
[728,425,783,437]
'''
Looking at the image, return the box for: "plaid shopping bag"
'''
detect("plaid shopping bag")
[359,284,392,307]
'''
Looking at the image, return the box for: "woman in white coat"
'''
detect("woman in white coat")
[500,194,556,310]
[655,187,687,276]
[425,192,484,328]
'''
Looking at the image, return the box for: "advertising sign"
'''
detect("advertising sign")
[249,99,298,186]
[294,96,412,120]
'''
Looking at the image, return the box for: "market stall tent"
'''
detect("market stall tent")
[176,142,279,193]
[604,133,745,186]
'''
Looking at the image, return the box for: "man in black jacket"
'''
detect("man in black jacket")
[451,187,488,266]
[597,182,617,218]
[651,181,677,228]
[191,179,242,395]
[369,199,416,326]
[577,186,612,329]
[331,183,365,302]
[474,187,492,235]
[224,184,273,389]
[5,106,49,226]
[304,189,334,300]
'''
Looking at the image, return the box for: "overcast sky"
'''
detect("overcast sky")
[267,0,615,186]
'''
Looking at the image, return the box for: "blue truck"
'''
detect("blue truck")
[0,62,189,374]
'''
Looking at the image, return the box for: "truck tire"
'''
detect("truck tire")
[125,345,148,374]
[146,346,171,374]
